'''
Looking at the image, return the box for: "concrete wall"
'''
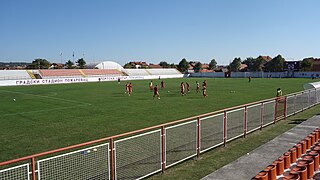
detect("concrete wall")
[0,74,184,86]
[190,71,320,78]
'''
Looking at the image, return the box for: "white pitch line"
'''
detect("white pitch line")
[2,104,89,117]
[0,89,92,106]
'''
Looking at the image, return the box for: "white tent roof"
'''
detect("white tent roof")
[303,81,320,90]
[95,61,124,71]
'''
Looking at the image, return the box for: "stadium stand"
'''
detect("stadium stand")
[124,68,181,76]
[146,68,181,75]
[39,69,84,79]
[124,69,151,76]
[253,127,320,180]
[81,69,124,77]
[0,70,32,80]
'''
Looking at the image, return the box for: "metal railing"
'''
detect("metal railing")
[1,88,319,180]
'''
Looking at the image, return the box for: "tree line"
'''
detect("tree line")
[20,55,314,72]
[26,58,87,69]
[176,55,314,73]
[229,55,313,72]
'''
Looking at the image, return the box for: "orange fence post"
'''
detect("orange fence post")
[274,99,278,123]
[109,139,115,180]
[161,126,165,173]
[244,106,247,138]
[260,102,263,130]
[223,111,227,146]
[302,92,304,111]
[308,90,311,107]
[293,94,297,115]
[197,117,201,159]
[31,157,36,180]
[283,96,287,119]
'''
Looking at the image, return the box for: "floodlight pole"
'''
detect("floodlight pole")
[60,52,63,65]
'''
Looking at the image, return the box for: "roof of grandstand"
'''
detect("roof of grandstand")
[93,61,124,71]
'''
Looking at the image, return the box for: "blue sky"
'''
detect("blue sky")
[0,0,319,65]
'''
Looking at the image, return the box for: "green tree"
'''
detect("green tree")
[208,59,217,70]
[159,61,169,68]
[26,59,50,69]
[229,57,241,72]
[265,55,285,72]
[300,58,313,71]
[76,58,86,69]
[194,62,202,73]
[169,63,177,68]
[178,58,189,73]
[242,57,255,71]
[255,56,267,71]
[65,60,74,69]
[243,57,266,72]
[123,63,134,69]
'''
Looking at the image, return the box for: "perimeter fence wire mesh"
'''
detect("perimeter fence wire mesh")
[246,104,262,133]
[226,108,245,141]
[286,95,295,116]
[0,163,29,180]
[165,120,197,168]
[200,113,224,153]
[295,93,303,113]
[37,143,109,180]
[114,129,161,180]
[262,101,275,126]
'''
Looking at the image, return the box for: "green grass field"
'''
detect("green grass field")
[0,78,317,162]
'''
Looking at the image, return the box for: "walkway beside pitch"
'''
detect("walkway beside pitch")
[201,115,320,180]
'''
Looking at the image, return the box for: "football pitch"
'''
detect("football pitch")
[0,77,316,162]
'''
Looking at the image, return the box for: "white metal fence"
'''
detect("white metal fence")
[200,113,224,153]
[37,143,109,180]
[114,130,161,180]
[0,164,29,180]
[165,120,197,168]
[1,88,320,180]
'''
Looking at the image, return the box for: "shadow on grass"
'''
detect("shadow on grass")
[288,118,307,125]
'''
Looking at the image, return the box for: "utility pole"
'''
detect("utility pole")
[60,51,63,65]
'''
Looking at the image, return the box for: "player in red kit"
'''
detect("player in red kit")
[153,85,160,99]
[125,82,129,94]
[181,82,185,96]
[161,80,165,89]
[196,81,200,93]
[202,80,207,97]
[128,82,133,96]
[203,80,207,87]
[186,82,190,92]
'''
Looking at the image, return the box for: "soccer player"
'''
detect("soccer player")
[203,85,207,97]
[186,82,190,92]
[128,82,133,96]
[248,76,251,83]
[196,81,200,93]
[203,80,207,87]
[181,82,185,96]
[161,80,165,89]
[202,80,207,97]
[125,82,129,94]
[118,77,121,84]
[149,80,153,91]
[153,85,160,99]
[276,88,282,102]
